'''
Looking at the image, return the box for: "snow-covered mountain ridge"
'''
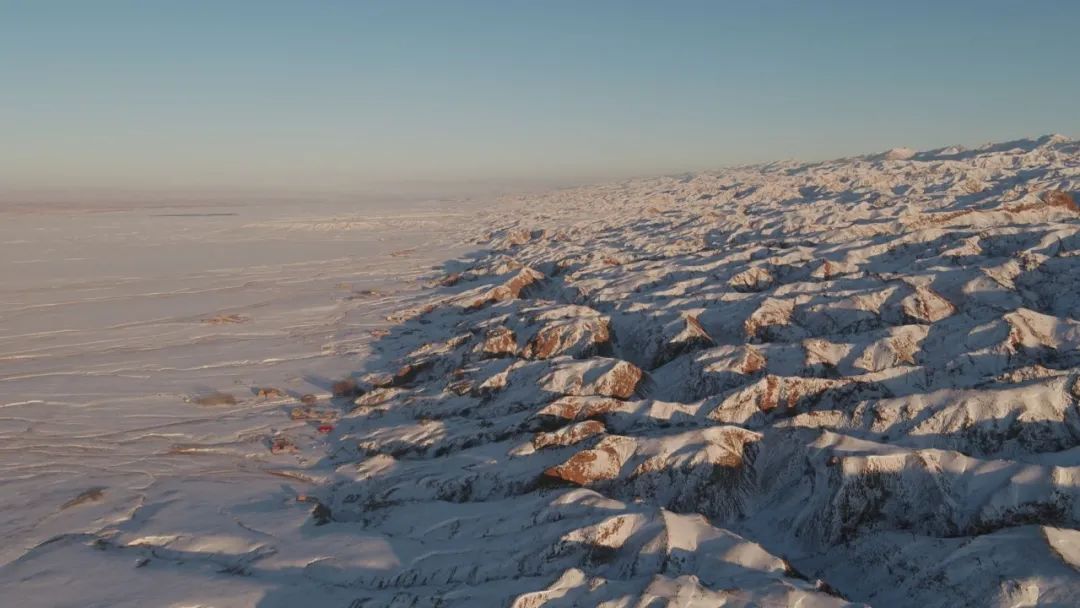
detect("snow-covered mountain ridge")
[314,135,1080,606]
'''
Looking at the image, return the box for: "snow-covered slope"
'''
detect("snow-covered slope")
[5,136,1080,607]
[317,135,1080,607]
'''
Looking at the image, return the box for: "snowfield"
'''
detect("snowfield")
[4,135,1080,607]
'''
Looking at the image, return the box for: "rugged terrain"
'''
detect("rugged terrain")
[5,136,1080,607]
[318,135,1080,606]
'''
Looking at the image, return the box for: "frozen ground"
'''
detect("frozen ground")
[4,136,1080,607]
[0,195,486,606]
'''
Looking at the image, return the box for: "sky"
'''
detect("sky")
[2,1,1078,193]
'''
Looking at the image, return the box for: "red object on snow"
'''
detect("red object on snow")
[317,424,334,434]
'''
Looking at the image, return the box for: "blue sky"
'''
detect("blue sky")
[2,1,1077,191]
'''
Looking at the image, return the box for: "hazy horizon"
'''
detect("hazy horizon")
[3,1,1078,192]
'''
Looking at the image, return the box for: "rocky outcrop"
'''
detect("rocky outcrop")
[900,285,955,324]
[456,266,544,310]
[523,316,611,359]
[481,327,518,358]
[729,266,774,292]
[653,313,715,366]
[543,435,635,485]
[744,298,797,342]
[533,396,628,424]
[532,420,606,450]
[1042,189,1078,212]
[539,359,645,400]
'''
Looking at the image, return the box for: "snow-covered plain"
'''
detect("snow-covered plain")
[0,196,482,606]
[4,136,1080,607]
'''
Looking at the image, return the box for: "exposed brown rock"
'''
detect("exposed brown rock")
[738,346,767,375]
[256,387,286,399]
[1007,190,1079,214]
[446,379,474,395]
[744,298,795,342]
[817,260,836,280]
[523,317,611,359]
[630,427,758,479]
[500,228,533,247]
[656,314,714,365]
[463,267,544,310]
[331,378,360,397]
[354,387,402,408]
[481,327,518,358]
[540,359,646,400]
[476,363,519,394]
[385,303,438,324]
[505,267,545,296]
[393,361,431,386]
[888,334,919,366]
[708,375,844,421]
[270,435,298,454]
[362,372,395,389]
[995,365,1058,384]
[1042,190,1078,212]
[439,272,463,287]
[760,375,782,411]
[900,286,955,324]
[532,420,606,450]
[535,396,626,423]
[289,406,337,422]
[542,436,634,485]
[758,375,840,411]
[729,267,774,292]
[594,361,644,399]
